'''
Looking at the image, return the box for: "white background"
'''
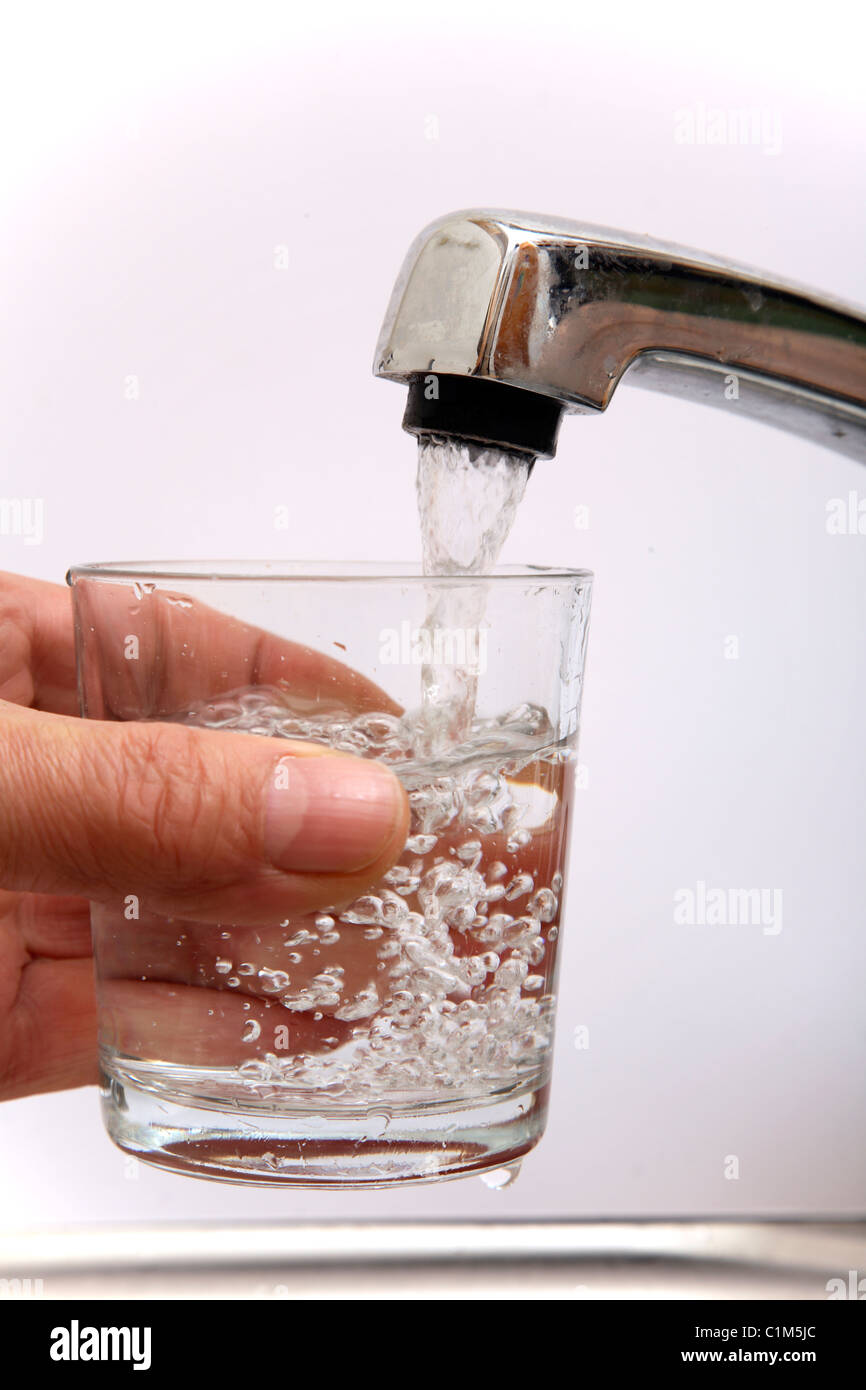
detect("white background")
[0,0,864,1226]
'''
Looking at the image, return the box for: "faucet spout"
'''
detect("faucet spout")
[374,209,866,462]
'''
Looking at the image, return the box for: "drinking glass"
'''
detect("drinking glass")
[68,561,593,1186]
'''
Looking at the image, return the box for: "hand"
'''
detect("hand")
[0,571,409,1101]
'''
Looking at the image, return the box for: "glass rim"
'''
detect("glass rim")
[66,559,594,585]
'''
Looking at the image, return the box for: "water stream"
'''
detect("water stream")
[416,435,533,749]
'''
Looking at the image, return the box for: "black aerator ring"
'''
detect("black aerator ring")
[402,373,564,459]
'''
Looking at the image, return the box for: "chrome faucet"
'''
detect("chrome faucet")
[374,209,866,462]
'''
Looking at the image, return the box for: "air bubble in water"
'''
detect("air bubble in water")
[258,968,291,994]
[477,922,504,945]
[409,780,459,833]
[383,865,420,893]
[381,895,409,927]
[407,833,438,854]
[334,986,380,1021]
[339,896,384,926]
[242,1019,262,1043]
[505,873,534,901]
[528,888,557,922]
[495,957,528,987]
[163,677,572,1105]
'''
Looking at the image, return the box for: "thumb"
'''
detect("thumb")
[0,702,409,924]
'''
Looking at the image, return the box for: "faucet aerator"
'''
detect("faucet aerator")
[402,372,564,461]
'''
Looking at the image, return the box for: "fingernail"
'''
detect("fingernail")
[264,755,405,873]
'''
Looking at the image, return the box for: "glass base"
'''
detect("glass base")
[100,1072,548,1188]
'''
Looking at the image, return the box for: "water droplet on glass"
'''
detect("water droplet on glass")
[480,1162,522,1189]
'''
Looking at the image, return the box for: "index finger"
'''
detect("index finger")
[7,570,399,720]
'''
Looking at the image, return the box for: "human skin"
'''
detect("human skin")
[0,571,410,1101]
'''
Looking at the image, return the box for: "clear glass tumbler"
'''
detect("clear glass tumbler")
[68,561,593,1187]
